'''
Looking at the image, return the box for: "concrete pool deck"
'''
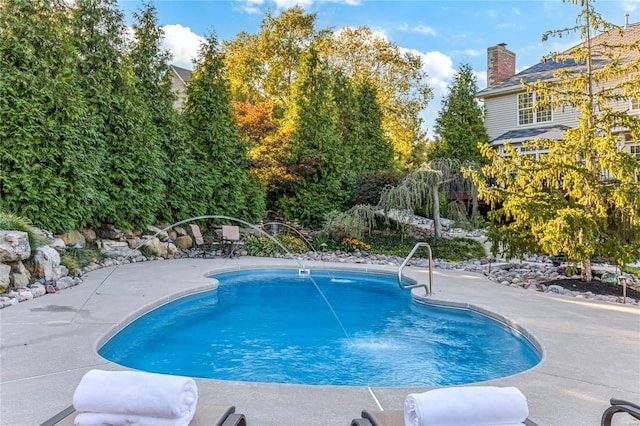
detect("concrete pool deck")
[1,256,639,426]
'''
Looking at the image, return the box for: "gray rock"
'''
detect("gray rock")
[55,276,74,290]
[97,240,141,258]
[0,263,11,293]
[48,238,67,254]
[29,284,46,298]
[33,246,62,281]
[600,271,618,286]
[10,261,31,288]
[146,225,169,241]
[0,230,30,262]
[548,284,565,294]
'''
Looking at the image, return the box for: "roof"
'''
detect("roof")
[489,124,571,145]
[478,22,640,98]
[171,65,193,84]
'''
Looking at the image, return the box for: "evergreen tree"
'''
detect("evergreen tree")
[183,33,265,221]
[71,0,164,229]
[472,0,640,281]
[129,1,196,222]
[279,48,352,225]
[0,0,102,231]
[353,81,394,172]
[431,62,488,163]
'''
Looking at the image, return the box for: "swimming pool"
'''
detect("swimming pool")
[99,268,540,386]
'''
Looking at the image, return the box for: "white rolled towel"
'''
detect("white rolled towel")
[404,386,529,426]
[73,411,192,426]
[72,370,197,422]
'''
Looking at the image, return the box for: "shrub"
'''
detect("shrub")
[352,169,405,206]
[60,255,80,276]
[244,235,309,256]
[340,238,371,253]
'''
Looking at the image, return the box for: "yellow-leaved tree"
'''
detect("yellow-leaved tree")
[471,0,640,281]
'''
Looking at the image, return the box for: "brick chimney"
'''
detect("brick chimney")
[487,43,516,87]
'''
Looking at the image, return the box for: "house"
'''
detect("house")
[170,65,192,109]
[477,20,640,161]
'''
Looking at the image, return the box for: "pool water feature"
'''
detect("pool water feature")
[99,269,540,387]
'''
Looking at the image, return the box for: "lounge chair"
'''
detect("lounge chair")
[601,398,640,426]
[351,386,538,426]
[221,225,243,258]
[41,403,246,426]
[350,409,539,426]
[189,224,218,257]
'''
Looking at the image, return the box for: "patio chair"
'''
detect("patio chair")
[350,410,539,426]
[601,398,640,426]
[351,386,538,426]
[189,224,219,257]
[40,403,246,426]
[221,225,244,258]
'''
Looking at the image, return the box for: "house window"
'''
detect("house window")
[631,144,640,160]
[518,92,551,125]
[631,98,640,111]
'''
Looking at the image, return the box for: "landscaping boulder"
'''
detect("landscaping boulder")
[57,230,86,248]
[600,271,618,286]
[81,228,97,244]
[95,224,123,240]
[140,237,169,257]
[0,230,30,262]
[33,245,62,282]
[48,238,67,254]
[174,235,193,250]
[97,240,141,258]
[10,261,31,288]
[0,263,11,293]
[146,225,169,241]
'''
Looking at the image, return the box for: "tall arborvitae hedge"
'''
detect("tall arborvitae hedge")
[182,33,265,222]
[0,0,103,231]
[129,2,198,223]
[71,0,164,230]
[279,48,352,225]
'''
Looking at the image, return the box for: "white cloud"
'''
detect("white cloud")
[162,24,205,69]
[401,48,456,136]
[234,0,362,12]
[512,7,521,16]
[413,25,437,36]
[397,23,436,36]
[234,0,264,14]
[271,0,314,8]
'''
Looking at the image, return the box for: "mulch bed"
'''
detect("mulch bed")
[539,278,640,299]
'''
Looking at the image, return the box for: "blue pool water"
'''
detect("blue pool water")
[99,269,540,386]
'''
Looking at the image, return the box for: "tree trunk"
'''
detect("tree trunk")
[582,258,593,282]
[432,184,442,238]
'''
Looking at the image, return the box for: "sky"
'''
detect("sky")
[117,0,640,137]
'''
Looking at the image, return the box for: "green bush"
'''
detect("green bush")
[245,235,310,256]
[352,170,405,206]
[60,255,80,276]
[363,232,486,261]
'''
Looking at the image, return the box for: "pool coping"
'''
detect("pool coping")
[1,256,639,426]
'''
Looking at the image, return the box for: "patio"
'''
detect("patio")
[1,257,638,426]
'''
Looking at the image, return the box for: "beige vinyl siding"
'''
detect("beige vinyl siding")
[483,92,580,140]
[483,95,517,140]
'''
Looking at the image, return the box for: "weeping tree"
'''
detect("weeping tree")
[379,159,477,238]
[321,204,384,241]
